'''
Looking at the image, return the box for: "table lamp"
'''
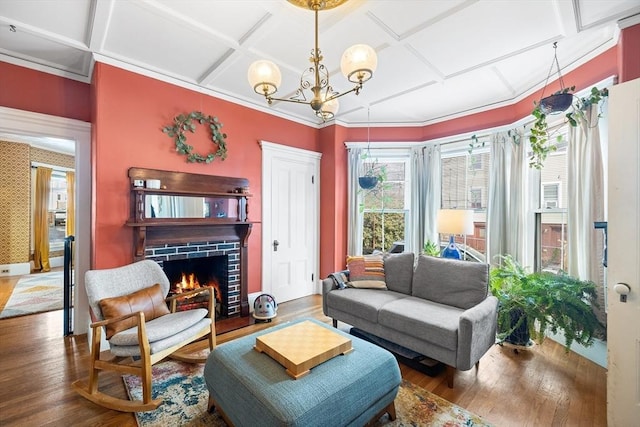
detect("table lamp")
[437,209,474,259]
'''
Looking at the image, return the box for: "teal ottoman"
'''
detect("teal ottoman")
[204,318,401,427]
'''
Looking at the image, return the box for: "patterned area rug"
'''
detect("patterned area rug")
[0,271,65,319]
[124,360,492,427]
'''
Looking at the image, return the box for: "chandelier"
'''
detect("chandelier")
[247,0,378,121]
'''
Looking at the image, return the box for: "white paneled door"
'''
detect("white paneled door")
[261,142,320,303]
[607,77,640,425]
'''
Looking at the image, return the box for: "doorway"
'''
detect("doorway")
[0,106,91,336]
[261,141,321,304]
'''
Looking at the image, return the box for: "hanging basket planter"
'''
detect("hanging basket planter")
[539,92,573,115]
[358,176,379,190]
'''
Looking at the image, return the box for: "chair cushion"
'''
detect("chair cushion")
[99,283,170,339]
[108,308,209,346]
[412,255,489,310]
[110,317,212,357]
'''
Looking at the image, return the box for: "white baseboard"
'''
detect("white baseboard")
[49,256,64,268]
[548,331,607,368]
[0,263,31,277]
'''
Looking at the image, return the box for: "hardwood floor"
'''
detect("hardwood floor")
[0,295,606,426]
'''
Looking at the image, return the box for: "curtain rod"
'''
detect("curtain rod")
[31,161,74,172]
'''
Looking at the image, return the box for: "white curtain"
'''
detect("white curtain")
[420,144,442,249]
[347,147,363,255]
[487,131,526,265]
[567,105,604,283]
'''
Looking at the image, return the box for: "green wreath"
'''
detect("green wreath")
[162,111,228,163]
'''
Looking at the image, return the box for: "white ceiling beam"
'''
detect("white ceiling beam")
[553,0,580,36]
[87,0,114,51]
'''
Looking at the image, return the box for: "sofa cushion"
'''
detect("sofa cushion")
[378,296,463,350]
[382,252,414,294]
[412,255,488,310]
[346,254,385,282]
[325,288,407,323]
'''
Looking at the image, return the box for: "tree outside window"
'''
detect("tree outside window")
[361,158,408,254]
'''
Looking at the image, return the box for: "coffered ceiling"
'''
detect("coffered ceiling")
[1,0,639,129]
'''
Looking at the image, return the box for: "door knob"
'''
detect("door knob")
[614,283,631,303]
[273,240,279,251]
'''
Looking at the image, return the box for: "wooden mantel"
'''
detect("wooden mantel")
[125,167,255,316]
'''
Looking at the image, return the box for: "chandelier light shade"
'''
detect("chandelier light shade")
[341,44,377,84]
[247,60,282,97]
[317,97,340,120]
[247,0,377,121]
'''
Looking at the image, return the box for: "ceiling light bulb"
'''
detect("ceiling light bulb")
[247,60,282,96]
[341,44,377,84]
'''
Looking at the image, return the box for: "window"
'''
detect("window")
[360,153,409,254]
[534,142,568,272]
[542,182,560,209]
[440,150,488,258]
[48,171,68,250]
[31,167,70,254]
[469,188,482,209]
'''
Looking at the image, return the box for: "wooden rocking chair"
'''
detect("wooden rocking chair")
[72,260,216,412]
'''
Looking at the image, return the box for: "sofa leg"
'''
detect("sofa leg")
[332,319,337,328]
[476,360,480,371]
[446,365,455,388]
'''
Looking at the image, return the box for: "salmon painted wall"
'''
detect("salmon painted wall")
[318,124,350,277]
[618,23,640,83]
[91,62,318,294]
[0,61,90,122]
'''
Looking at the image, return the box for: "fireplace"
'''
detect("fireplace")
[163,255,229,317]
[127,168,253,318]
[145,240,242,317]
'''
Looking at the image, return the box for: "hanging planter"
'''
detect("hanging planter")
[358,176,379,190]
[358,106,384,190]
[539,92,573,114]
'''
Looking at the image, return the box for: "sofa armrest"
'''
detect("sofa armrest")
[321,278,335,316]
[457,295,499,370]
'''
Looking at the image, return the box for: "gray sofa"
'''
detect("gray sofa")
[322,252,498,387]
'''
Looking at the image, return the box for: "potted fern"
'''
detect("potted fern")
[489,255,604,350]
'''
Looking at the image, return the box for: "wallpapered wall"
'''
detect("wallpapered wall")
[0,140,74,265]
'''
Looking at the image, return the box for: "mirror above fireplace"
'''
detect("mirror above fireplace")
[145,195,238,219]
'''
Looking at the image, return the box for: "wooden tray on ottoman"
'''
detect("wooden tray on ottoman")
[254,320,353,379]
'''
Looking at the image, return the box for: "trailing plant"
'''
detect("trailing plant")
[489,255,604,351]
[529,86,608,169]
[163,111,228,164]
[359,151,386,183]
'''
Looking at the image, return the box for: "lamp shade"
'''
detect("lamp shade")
[316,97,340,120]
[341,44,377,84]
[437,209,474,235]
[248,60,281,96]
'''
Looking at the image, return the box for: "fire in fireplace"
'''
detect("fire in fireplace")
[162,255,229,318]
